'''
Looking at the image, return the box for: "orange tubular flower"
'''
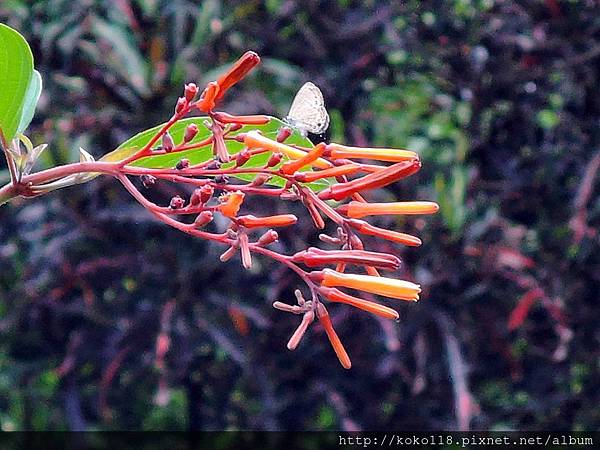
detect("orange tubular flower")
[293,164,361,183]
[243,131,331,169]
[292,248,400,270]
[218,191,245,218]
[280,143,326,175]
[213,112,270,125]
[214,51,261,102]
[196,81,220,112]
[318,160,421,201]
[238,214,298,228]
[337,201,440,218]
[346,219,422,246]
[320,287,399,320]
[325,143,418,162]
[316,304,351,369]
[315,268,421,301]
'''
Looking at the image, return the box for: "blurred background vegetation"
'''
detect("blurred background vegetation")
[1,0,599,431]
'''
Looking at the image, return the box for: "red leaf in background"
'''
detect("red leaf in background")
[508,287,545,331]
[228,306,250,336]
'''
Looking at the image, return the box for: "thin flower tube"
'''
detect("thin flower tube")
[314,268,421,301]
[325,143,418,162]
[337,201,440,218]
[320,287,399,320]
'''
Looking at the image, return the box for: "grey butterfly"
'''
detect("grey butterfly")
[285,82,330,137]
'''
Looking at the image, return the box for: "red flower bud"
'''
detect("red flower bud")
[235,149,251,167]
[206,159,221,170]
[194,211,213,228]
[228,123,244,132]
[250,173,272,186]
[169,195,185,209]
[215,51,261,102]
[265,152,283,168]
[175,97,186,114]
[199,185,214,204]
[162,132,175,152]
[140,174,156,188]
[184,83,198,102]
[190,188,202,206]
[175,158,190,170]
[257,230,279,246]
[184,123,199,143]
[276,126,293,143]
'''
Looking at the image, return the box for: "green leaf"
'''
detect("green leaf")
[16,69,42,135]
[102,116,333,190]
[0,23,34,144]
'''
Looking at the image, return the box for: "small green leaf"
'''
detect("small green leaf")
[16,69,42,135]
[102,116,333,190]
[0,23,34,144]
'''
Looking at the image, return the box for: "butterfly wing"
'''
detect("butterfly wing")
[286,82,330,135]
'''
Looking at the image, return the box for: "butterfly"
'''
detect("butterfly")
[285,82,330,137]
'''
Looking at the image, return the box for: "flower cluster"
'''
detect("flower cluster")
[4,51,438,368]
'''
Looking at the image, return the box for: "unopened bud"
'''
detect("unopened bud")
[169,195,185,209]
[276,126,293,143]
[219,245,238,262]
[206,159,221,170]
[140,174,156,189]
[228,123,243,132]
[199,184,214,203]
[184,83,198,102]
[175,158,190,170]
[251,173,272,186]
[175,97,186,113]
[257,230,278,246]
[266,152,283,168]
[194,211,213,227]
[184,123,199,142]
[235,149,251,167]
[162,132,174,152]
[190,188,202,206]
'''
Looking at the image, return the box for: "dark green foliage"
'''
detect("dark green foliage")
[1,0,599,431]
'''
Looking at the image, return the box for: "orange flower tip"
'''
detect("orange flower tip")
[338,201,440,218]
[321,268,421,301]
[280,143,326,175]
[325,143,419,163]
[238,214,298,228]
